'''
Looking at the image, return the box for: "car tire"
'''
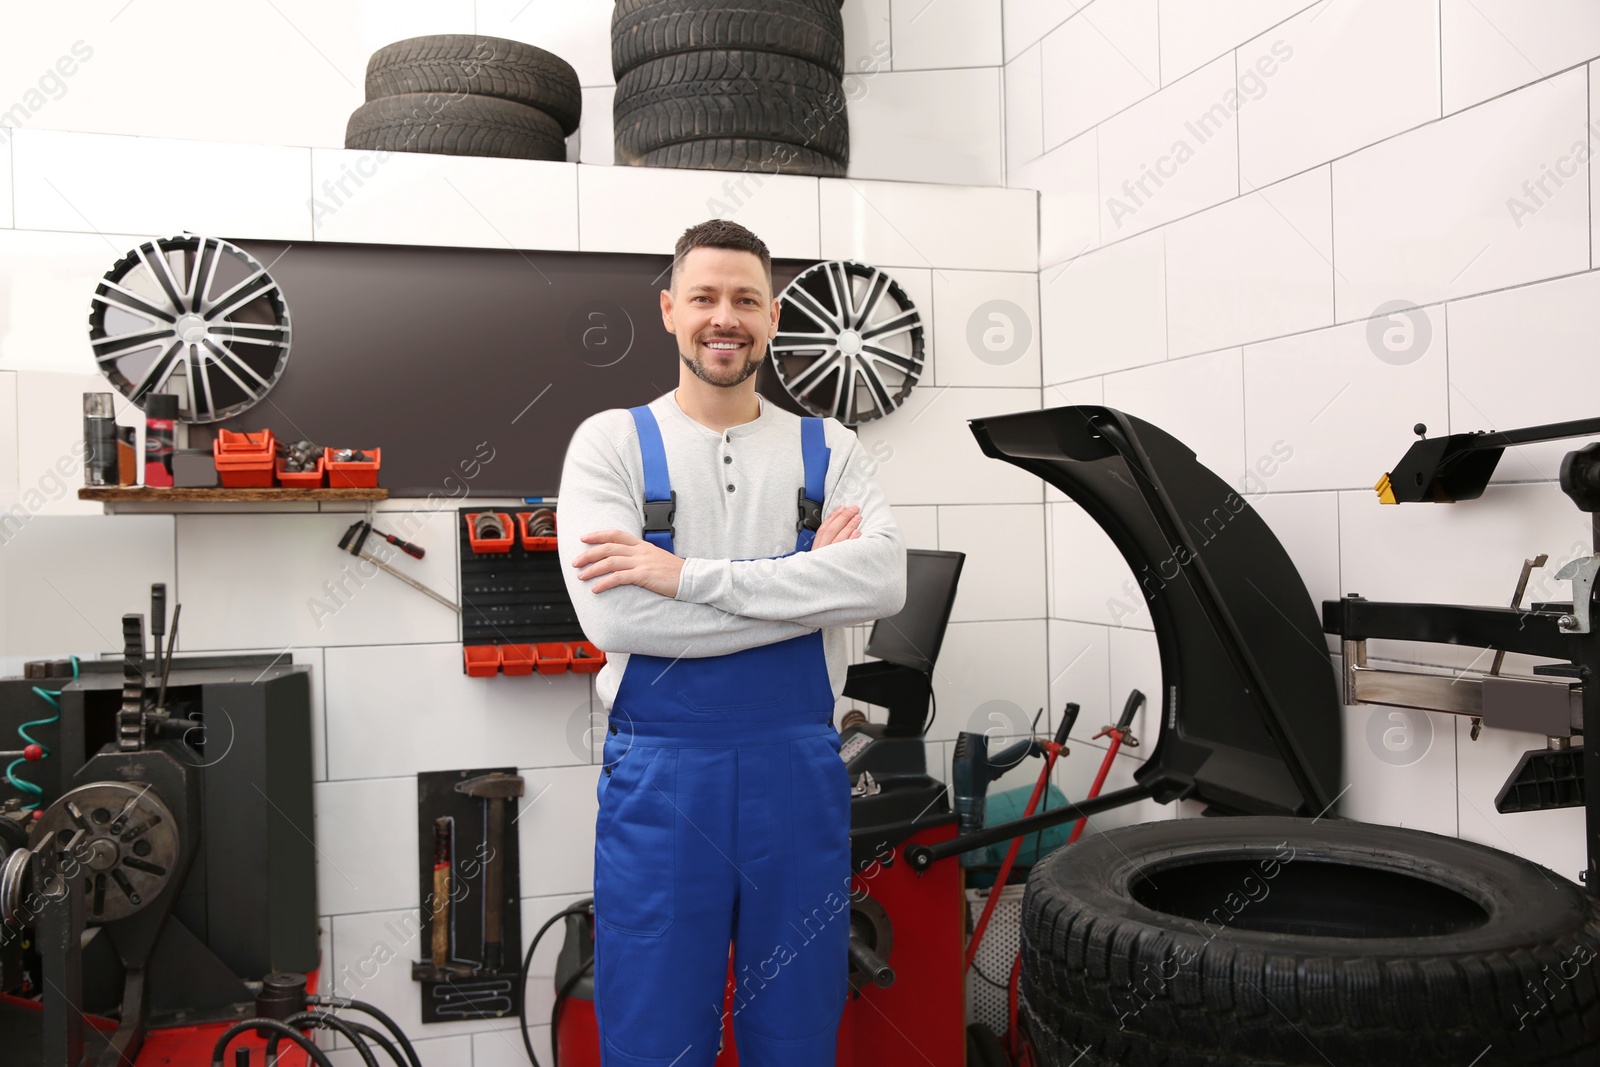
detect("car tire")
[364,34,583,136]
[1021,816,1600,1066]
[345,92,567,161]
[611,0,845,79]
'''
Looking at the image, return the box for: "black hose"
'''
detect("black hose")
[519,903,595,1067]
[346,1020,409,1067]
[305,995,422,1067]
[209,1018,334,1067]
[266,1010,379,1067]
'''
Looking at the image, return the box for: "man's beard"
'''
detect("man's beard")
[680,340,763,388]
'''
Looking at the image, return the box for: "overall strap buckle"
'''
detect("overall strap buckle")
[642,493,677,537]
[797,489,822,534]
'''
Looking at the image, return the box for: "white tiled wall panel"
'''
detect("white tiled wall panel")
[312,149,578,249]
[579,166,820,258]
[819,178,1037,271]
[1235,0,1441,190]
[1441,0,1600,115]
[1455,718,1586,883]
[1040,228,1165,383]
[324,643,592,780]
[1040,0,1161,150]
[1446,270,1600,483]
[863,386,1043,505]
[1047,619,1112,739]
[12,129,313,240]
[890,0,1003,70]
[1021,133,1100,269]
[1337,702,1459,836]
[1,514,174,658]
[0,372,17,504]
[0,136,11,228]
[1048,500,1144,630]
[844,0,894,71]
[1004,44,1044,178]
[175,513,460,650]
[938,504,1046,621]
[576,86,615,167]
[1331,68,1590,319]
[314,776,419,916]
[1163,166,1333,358]
[1242,309,1448,493]
[476,0,617,88]
[1249,490,1342,621]
[1094,54,1240,240]
[931,269,1040,388]
[846,68,1005,187]
[924,619,1048,745]
[1157,0,1319,85]
[1002,0,1090,62]
[1105,348,1246,490]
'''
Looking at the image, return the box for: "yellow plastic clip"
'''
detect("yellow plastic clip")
[1374,472,1397,505]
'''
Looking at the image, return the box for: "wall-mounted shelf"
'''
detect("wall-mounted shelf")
[78,487,388,503]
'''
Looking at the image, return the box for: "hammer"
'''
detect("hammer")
[454,772,524,973]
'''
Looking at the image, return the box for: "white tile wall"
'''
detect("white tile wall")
[890,502,939,549]
[1107,625,1163,745]
[925,619,1048,745]
[1163,166,1333,358]
[312,149,579,250]
[1248,491,1341,621]
[1002,0,1090,62]
[576,86,614,167]
[1446,270,1600,483]
[1454,717,1587,882]
[1242,309,1448,493]
[1104,347,1246,490]
[175,513,460,650]
[845,0,895,70]
[938,503,1046,621]
[1021,133,1100,269]
[1337,702,1459,835]
[1331,68,1590,319]
[819,178,1036,271]
[324,643,592,780]
[0,372,16,503]
[514,763,600,898]
[850,68,1005,188]
[1040,228,1165,383]
[863,385,1043,505]
[890,0,1003,70]
[12,129,313,241]
[1047,500,1143,629]
[1157,0,1318,85]
[314,776,419,916]
[1046,619,1111,738]
[0,136,11,228]
[931,269,1040,387]
[1,514,174,658]
[1003,44,1044,178]
[579,166,820,258]
[1040,0,1161,150]
[1094,54,1240,239]
[476,0,617,88]
[1441,0,1600,115]
[1236,0,1441,190]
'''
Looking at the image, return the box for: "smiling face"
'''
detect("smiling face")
[660,246,780,389]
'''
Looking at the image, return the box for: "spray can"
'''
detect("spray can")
[144,394,178,487]
[82,393,117,486]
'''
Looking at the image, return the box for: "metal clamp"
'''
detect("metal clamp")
[1555,555,1599,633]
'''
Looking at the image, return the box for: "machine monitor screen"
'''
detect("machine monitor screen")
[863,549,964,674]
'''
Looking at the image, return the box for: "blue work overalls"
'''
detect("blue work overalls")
[591,406,851,1067]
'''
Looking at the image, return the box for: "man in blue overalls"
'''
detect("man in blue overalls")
[556,219,906,1066]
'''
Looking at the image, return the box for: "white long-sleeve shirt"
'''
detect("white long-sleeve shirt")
[555,389,907,712]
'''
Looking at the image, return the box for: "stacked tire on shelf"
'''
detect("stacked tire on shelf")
[347,35,582,161]
[612,0,851,177]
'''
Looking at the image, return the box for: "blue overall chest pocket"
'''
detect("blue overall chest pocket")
[594,741,678,937]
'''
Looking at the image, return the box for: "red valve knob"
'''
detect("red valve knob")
[22,745,43,762]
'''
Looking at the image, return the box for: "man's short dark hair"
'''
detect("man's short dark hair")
[670,219,772,294]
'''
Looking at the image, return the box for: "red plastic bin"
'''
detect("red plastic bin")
[275,455,325,488]
[465,512,514,554]
[567,641,606,673]
[517,509,559,551]
[463,645,501,677]
[327,447,381,488]
[534,643,572,674]
[213,429,276,488]
[499,644,536,676]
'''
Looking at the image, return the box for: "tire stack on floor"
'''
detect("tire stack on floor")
[347,35,582,162]
[611,0,851,177]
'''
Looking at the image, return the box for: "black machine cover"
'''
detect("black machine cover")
[968,405,1341,817]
